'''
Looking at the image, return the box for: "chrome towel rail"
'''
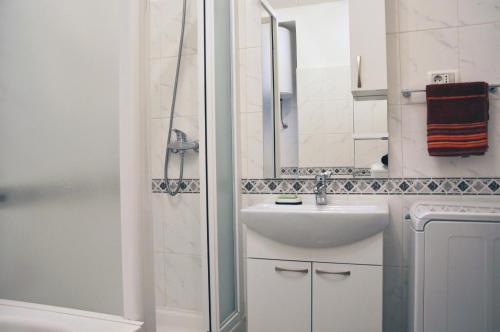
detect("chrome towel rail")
[401,83,499,98]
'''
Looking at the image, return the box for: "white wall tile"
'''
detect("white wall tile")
[160,0,197,58]
[239,113,249,177]
[354,139,388,169]
[244,0,262,49]
[152,194,201,256]
[235,0,247,50]
[459,23,500,94]
[386,34,401,105]
[164,253,203,311]
[353,99,388,134]
[158,54,199,119]
[246,112,264,178]
[297,66,351,105]
[164,194,201,255]
[150,58,162,119]
[155,253,167,307]
[297,68,325,105]
[322,66,352,100]
[400,28,459,91]
[247,135,265,178]
[458,0,500,26]
[388,105,403,177]
[399,0,458,32]
[152,194,166,251]
[237,48,248,114]
[245,47,264,111]
[150,1,162,59]
[299,100,353,134]
[298,133,354,167]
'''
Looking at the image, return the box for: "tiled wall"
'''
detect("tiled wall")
[381,4,500,329]
[297,66,354,167]
[387,0,500,179]
[150,0,202,312]
[238,0,500,331]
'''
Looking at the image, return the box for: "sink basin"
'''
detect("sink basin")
[241,202,389,248]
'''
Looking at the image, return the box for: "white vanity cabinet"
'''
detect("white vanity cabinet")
[348,0,387,97]
[313,263,382,332]
[245,229,384,332]
[247,259,311,332]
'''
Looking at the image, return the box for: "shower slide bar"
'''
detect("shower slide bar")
[401,83,499,98]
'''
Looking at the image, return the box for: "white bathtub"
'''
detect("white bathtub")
[0,300,143,332]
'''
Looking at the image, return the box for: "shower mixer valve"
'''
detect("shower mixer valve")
[167,129,199,154]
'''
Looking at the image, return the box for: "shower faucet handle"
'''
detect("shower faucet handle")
[172,129,187,142]
[168,128,199,154]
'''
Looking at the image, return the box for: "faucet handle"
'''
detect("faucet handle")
[315,171,332,182]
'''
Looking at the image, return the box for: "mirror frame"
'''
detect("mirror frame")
[260,0,389,179]
[260,0,281,178]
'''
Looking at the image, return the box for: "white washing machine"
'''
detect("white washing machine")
[407,201,500,332]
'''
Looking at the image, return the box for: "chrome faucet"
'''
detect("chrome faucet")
[314,171,331,205]
[167,129,199,154]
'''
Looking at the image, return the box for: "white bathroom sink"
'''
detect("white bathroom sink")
[241,202,389,248]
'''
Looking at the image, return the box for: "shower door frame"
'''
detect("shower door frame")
[199,0,246,331]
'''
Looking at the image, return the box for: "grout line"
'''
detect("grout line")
[397,20,500,34]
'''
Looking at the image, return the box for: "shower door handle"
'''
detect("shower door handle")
[356,56,362,88]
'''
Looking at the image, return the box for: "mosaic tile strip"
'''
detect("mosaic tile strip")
[152,179,200,194]
[280,166,371,177]
[152,177,500,195]
[240,178,500,195]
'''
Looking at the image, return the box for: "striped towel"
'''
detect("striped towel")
[426,82,489,157]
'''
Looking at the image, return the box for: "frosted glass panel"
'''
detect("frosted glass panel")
[0,0,123,314]
[214,0,237,323]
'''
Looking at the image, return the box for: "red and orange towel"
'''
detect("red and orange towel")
[426,82,490,156]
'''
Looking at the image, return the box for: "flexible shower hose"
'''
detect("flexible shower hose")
[164,0,187,196]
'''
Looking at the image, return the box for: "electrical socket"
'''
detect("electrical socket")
[428,70,459,84]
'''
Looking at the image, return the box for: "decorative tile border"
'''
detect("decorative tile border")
[152,177,500,195]
[240,177,500,195]
[152,179,200,194]
[280,167,372,177]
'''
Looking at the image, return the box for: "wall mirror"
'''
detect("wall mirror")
[257,0,389,179]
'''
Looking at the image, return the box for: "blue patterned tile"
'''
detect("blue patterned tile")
[152,177,500,195]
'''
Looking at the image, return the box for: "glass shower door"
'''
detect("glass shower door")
[0,0,123,314]
[213,0,237,326]
[202,0,243,331]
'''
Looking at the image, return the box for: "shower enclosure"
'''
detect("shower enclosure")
[149,0,244,331]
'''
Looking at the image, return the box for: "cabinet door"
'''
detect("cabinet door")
[247,259,311,332]
[349,0,387,96]
[313,263,382,332]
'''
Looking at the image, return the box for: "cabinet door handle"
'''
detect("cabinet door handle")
[356,55,362,88]
[315,269,351,276]
[275,266,309,274]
